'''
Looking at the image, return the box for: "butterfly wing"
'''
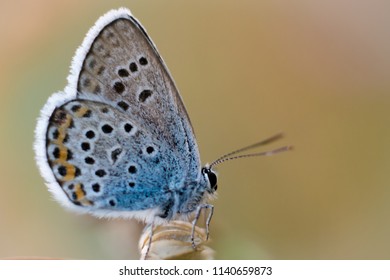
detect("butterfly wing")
[72,9,199,176]
[35,9,202,222]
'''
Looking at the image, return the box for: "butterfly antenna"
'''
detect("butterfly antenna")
[212,132,284,163]
[209,133,292,169]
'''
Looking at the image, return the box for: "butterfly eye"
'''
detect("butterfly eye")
[202,168,218,191]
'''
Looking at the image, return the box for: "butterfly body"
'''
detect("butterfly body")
[35,8,216,225]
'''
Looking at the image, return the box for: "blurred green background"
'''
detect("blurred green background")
[1,0,390,259]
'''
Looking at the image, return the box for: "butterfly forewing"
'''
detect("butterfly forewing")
[77,16,196,160]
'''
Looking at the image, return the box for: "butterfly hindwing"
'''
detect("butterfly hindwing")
[45,99,175,214]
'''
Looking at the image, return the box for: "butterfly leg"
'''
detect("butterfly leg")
[191,204,214,249]
[141,221,155,260]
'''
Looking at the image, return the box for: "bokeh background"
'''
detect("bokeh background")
[1,0,390,259]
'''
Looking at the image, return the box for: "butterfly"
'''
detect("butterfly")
[34,8,290,255]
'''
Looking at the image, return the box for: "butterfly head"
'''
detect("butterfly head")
[202,166,218,192]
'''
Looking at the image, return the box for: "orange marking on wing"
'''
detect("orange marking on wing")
[74,107,89,118]
[63,164,76,181]
[73,184,93,206]
[53,114,73,145]
[56,147,69,163]
[74,183,85,199]
[51,114,74,166]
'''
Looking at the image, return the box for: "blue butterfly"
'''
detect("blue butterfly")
[35,8,290,255]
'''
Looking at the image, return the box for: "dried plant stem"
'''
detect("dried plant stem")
[138,220,215,260]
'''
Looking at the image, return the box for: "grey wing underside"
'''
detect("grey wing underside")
[74,14,201,180]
